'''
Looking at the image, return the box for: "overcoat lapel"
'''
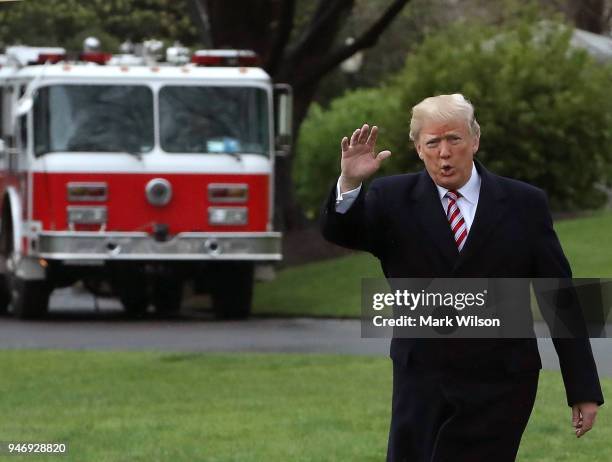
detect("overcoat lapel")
[411,170,459,266]
[454,161,508,270]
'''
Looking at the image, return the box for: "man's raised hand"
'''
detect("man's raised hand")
[340,124,391,193]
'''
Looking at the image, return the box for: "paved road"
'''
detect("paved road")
[1,288,611,377]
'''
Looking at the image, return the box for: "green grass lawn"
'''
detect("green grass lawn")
[555,212,612,278]
[254,251,380,318]
[0,351,609,461]
[254,211,612,318]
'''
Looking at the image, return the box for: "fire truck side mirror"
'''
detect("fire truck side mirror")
[16,96,33,117]
[0,138,5,155]
[273,84,292,157]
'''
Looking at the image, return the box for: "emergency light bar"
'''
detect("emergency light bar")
[5,46,67,66]
[191,50,260,67]
[38,52,66,64]
[3,43,263,68]
[79,52,112,65]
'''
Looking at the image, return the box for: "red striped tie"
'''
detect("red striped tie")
[446,190,467,251]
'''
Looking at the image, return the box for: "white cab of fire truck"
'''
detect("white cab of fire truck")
[0,43,292,319]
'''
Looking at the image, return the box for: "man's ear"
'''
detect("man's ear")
[472,136,480,154]
[415,142,423,160]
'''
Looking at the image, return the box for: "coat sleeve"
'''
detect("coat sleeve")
[530,188,604,406]
[319,179,386,259]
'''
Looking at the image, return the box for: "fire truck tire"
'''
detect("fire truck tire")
[11,277,51,319]
[119,291,149,318]
[0,274,11,314]
[152,278,183,315]
[110,265,149,318]
[211,262,254,320]
[117,289,149,318]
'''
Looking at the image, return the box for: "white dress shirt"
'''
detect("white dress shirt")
[335,162,481,234]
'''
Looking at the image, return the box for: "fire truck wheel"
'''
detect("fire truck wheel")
[117,290,149,318]
[152,278,183,315]
[11,278,51,319]
[0,274,11,314]
[110,265,150,318]
[211,262,254,320]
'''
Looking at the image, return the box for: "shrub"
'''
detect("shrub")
[294,87,402,217]
[295,18,612,214]
[391,19,612,210]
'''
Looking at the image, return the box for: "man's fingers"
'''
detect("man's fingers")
[341,136,349,152]
[572,406,580,427]
[357,124,369,144]
[576,423,591,438]
[572,405,583,437]
[581,411,596,432]
[350,128,360,146]
[376,150,392,164]
[366,125,379,147]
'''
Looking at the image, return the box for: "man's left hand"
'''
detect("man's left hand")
[572,402,599,438]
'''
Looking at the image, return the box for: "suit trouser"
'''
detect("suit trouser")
[386,359,539,462]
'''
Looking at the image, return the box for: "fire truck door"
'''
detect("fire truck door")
[8,114,26,174]
[0,85,9,174]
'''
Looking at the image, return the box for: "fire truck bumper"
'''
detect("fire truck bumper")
[35,231,282,261]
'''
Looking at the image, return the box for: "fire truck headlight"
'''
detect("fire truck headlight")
[146,178,173,207]
[67,206,107,224]
[208,207,248,225]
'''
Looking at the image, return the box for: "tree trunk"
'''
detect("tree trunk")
[271,0,355,230]
[196,0,409,231]
[570,0,605,33]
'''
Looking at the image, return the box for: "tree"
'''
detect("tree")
[396,19,612,211]
[191,0,411,230]
[296,18,612,213]
[0,0,201,51]
[571,0,607,32]
[542,0,612,33]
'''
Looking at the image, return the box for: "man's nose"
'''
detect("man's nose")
[439,140,451,158]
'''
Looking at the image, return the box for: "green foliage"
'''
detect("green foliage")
[391,19,612,210]
[0,0,200,51]
[296,17,612,213]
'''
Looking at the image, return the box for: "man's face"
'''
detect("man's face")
[415,119,479,190]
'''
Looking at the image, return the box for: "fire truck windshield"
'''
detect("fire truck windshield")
[34,84,154,156]
[159,86,269,156]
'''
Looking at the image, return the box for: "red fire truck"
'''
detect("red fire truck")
[0,43,291,319]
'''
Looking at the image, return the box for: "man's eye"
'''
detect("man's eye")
[426,141,438,147]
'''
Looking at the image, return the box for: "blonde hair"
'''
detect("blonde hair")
[409,93,480,141]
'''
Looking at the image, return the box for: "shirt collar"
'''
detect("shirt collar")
[435,162,481,205]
